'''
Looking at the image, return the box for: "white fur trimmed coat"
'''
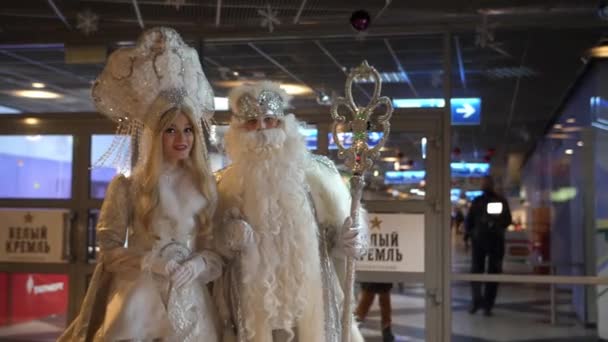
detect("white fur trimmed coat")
[213,153,366,342]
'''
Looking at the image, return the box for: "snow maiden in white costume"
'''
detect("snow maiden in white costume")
[58,27,222,342]
[213,82,368,342]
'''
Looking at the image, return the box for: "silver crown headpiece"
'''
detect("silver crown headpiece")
[228,81,292,121]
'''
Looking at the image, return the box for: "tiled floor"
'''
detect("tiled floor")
[0,284,604,342]
[360,282,602,342]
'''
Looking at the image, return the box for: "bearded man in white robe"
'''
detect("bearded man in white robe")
[213,81,367,342]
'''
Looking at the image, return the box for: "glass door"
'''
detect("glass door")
[339,109,451,342]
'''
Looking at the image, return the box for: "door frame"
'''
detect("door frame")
[326,108,451,342]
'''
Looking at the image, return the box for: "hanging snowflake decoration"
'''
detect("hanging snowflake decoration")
[475,12,492,48]
[76,9,99,35]
[165,0,186,10]
[431,70,442,88]
[258,3,281,33]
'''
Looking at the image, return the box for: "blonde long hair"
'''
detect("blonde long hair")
[133,104,217,239]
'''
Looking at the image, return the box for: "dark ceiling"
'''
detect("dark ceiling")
[0,0,607,180]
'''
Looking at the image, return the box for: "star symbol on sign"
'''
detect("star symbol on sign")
[24,212,33,223]
[370,216,382,230]
[76,9,99,36]
[258,3,281,33]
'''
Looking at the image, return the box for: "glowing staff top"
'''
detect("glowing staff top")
[330,60,394,175]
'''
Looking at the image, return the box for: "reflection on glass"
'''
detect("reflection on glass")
[0,272,68,340]
[0,135,73,199]
[328,132,383,150]
[328,132,427,201]
[87,209,100,263]
[90,135,131,199]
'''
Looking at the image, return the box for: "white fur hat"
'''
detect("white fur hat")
[92,27,214,127]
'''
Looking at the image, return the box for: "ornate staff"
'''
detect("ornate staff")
[331,61,393,342]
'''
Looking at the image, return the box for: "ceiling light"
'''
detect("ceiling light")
[561,126,582,133]
[577,141,584,147]
[589,44,608,58]
[279,84,313,95]
[382,156,399,162]
[566,118,575,124]
[547,133,572,139]
[565,149,573,155]
[24,118,40,125]
[13,90,62,99]
[31,82,45,89]
[554,124,563,129]
[232,71,239,77]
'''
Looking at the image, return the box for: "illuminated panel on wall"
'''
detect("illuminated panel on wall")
[384,170,426,184]
[393,98,445,108]
[450,162,490,177]
[451,188,461,202]
[384,163,489,185]
[465,190,483,200]
[299,128,318,150]
[591,96,608,130]
[393,97,482,125]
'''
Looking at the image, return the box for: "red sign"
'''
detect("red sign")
[0,273,7,326]
[10,273,68,324]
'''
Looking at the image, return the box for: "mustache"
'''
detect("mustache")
[242,128,286,152]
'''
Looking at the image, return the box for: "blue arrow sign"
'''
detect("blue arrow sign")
[393,97,482,126]
[451,98,481,125]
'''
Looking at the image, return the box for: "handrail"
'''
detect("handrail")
[452,273,608,285]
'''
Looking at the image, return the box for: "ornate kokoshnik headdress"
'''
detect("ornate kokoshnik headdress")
[227,81,292,121]
[92,27,215,171]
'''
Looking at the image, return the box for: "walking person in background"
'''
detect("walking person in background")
[465,176,512,317]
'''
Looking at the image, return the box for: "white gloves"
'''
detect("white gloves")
[223,208,255,252]
[170,254,207,289]
[144,250,222,289]
[332,216,367,259]
[147,256,180,277]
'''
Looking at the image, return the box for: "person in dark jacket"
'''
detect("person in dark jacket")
[464,176,512,316]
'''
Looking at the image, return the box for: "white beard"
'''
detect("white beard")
[223,115,325,341]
